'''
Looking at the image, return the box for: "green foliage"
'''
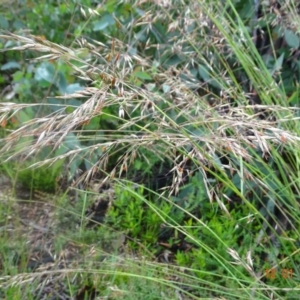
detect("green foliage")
[18,162,62,193]
[106,185,164,247]
[1,158,63,193]
[0,141,64,193]
[1,0,300,298]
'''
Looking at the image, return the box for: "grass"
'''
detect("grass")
[1,0,300,299]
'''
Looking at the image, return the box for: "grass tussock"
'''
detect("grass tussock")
[0,0,300,299]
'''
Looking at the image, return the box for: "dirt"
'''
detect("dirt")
[0,176,86,298]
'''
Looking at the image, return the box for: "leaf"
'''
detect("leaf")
[47,97,66,112]
[63,132,81,150]
[162,84,170,93]
[163,54,182,67]
[18,108,34,123]
[1,61,21,70]
[66,99,82,107]
[34,62,55,83]
[69,157,83,179]
[288,90,299,106]
[0,15,9,29]
[145,83,155,91]
[12,70,24,81]
[198,65,210,81]
[84,151,100,170]
[271,53,284,75]
[284,29,300,49]
[65,83,83,94]
[55,71,67,94]
[13,20,24,30]
[134,160,143,170]
[136,30,147,42]
[93,14,115,31]
[133,71,152,80]
[209,78,222,89]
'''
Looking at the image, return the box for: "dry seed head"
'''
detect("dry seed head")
[119,106,125,119]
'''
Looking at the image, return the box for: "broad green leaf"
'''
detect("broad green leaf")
[63,132,81,150]
[56,71,67,94]
[271,53,284,75]
[65,83,83,94]
[12,70,24,81]
[198,65,210,81]
[16,108,34,125]
[145,83,155,91]
[209,78,222,89]
[0,15,9,29]
[136,30,147,42]
[67,99,82,107]
[162,84,170,93]
[93,14,115,31]
[163,54,182,67]
[133,71,152,80]
[134,160,143,170]
[59,3,67,14]
[288,90,299,106]
[12,20,24,30]
[238,0,254,19]
[1,61,21,70]
[284,29,300,49]
[47,98,67,112]
[35,62,55,83]
[135,8,145,16]
[69,157,83,179]
[84,151,101,170]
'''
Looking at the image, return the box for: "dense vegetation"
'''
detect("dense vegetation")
[0,0,300,299]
